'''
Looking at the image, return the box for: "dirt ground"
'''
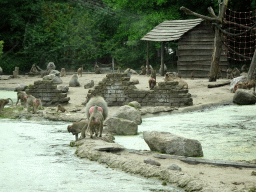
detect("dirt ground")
[0,72,256,191]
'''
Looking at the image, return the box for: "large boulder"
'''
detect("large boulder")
[52,76,63,84]
[58,86,69,93]
[143,131,203,157]
[233,89,256,105]
[113,105,142,125]
[105,117,138,135]
[49,70,60,76]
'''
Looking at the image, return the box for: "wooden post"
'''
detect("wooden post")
[112,57,115,73]
[146,41,149,75]
[248,50,256,80]
[161,41,164,76]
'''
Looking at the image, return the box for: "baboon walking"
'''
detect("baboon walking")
[67,120,89,141]
[16,91,27,106]
[0,98,13,113]
[26,95,42,113]
[87,105,104,138]
[77,65,84,77]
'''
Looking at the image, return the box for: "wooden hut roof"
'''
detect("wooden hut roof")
[141,18,204,42]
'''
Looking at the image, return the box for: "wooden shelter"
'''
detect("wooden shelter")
[141,18,228,78]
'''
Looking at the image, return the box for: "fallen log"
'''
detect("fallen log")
[207,81,230,88]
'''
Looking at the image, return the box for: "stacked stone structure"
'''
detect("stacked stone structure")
[26,80,70,106]
[85,73,193,107]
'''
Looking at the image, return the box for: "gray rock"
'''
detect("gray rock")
[105,117,138,135]
[233,89,256,105]
[15,84,28,91]
[43,74,55,80]
[49,70,60,76]
[52,76,63,84]
[128,101,141,109]
[143,131,203,157]
[58,86,69,93]
[144,158,161,166]
[113,105,142,125]
[168,164,182,171]
[84,80,94,89]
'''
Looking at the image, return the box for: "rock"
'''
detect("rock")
[105,117,138,135]
[15,84,28,91]
[0,75,11,80]
[168,164,182,171]
[230,76,247,92]
[58,86,69,93]
[233,89,256,105]
[92,144,125,152]
[143,131,203,157]
[144,158,161,166]
[131,79,139,84]
[43,74,55,80]
[52,76,63,84]
[84,80,94,89]
[49,70,60,76]
[113,105,142,125]
[128,101,141,109]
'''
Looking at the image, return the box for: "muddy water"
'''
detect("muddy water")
[0,118,182,192]
[115,105,256,161]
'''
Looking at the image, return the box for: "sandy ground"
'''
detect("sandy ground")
[0,72,256,191]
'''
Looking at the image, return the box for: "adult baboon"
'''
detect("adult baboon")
[26,95,42,113]
[232,67,240,78]
[60,68,66,77]
[30,64,38,74]
[80,96,108,139]
[67,120,88,141]
[0,98,13,113]
[87,105,104,138]
[47,62,56,71]
[94,64,101,74]
[69,73,80,87]
[16,91,27,106]
[226,68,233,79]
[56,104,66,113]
[140,65,146,75]
[77,65,83,77]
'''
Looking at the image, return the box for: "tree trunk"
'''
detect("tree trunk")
[146,41,149,75]
[161,42,164,76]
[248,49,256,80]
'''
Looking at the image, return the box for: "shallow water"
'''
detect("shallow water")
[0,118,182,192]
[115,105,256,161]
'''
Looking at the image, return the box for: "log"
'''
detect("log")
[207,81,230,88]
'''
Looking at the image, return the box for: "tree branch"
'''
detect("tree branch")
[180,6,221,22]
[207,7,217,18]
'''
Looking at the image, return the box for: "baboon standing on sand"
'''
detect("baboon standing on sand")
[80,96,108,139]
[26,95,42,113]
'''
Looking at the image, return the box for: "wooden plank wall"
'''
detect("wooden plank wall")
[177,22,228,78]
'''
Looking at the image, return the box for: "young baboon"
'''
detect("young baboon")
[60,68,66,77]
[56,104,66,113]
[26,95,42,113]
[140,65,146,75]
[0,98,13,113]
[148,75,156,90]
[16,91,27,106]
[226,68,233,79]
[232,67,240,78]
[69,73,80,87]
[67,120,89,141]
[164,73,172,82]
[77,65,83,77]
[30,64,38,74]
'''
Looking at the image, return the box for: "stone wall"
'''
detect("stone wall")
[85,74,193,107]
[26,80,70,106]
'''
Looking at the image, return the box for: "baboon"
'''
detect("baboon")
[164,73,172,82]
[57,104,66,113]
[226,68,233,79]
[69,73,80,87]
[60,68,66,77]
[67,120,88,141]
[232,67,240,78]
[0,98,13,113]
[77,65,83,77]
[30,64,38,74]
[36,66,52,78]
[117,67,121,73]
[148,75,156,90]
[94,64,101,74]
[140,65,146,75]
[190,72,194,80]
[151,69,156,80]
[241,64,247,73]
[233,82,248,93]
[81,96,108,139]
[26,95,42,113]
[16,91,27,106]
[87,105,104,138]
[47,62,56,71]
[247,79,256,92]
